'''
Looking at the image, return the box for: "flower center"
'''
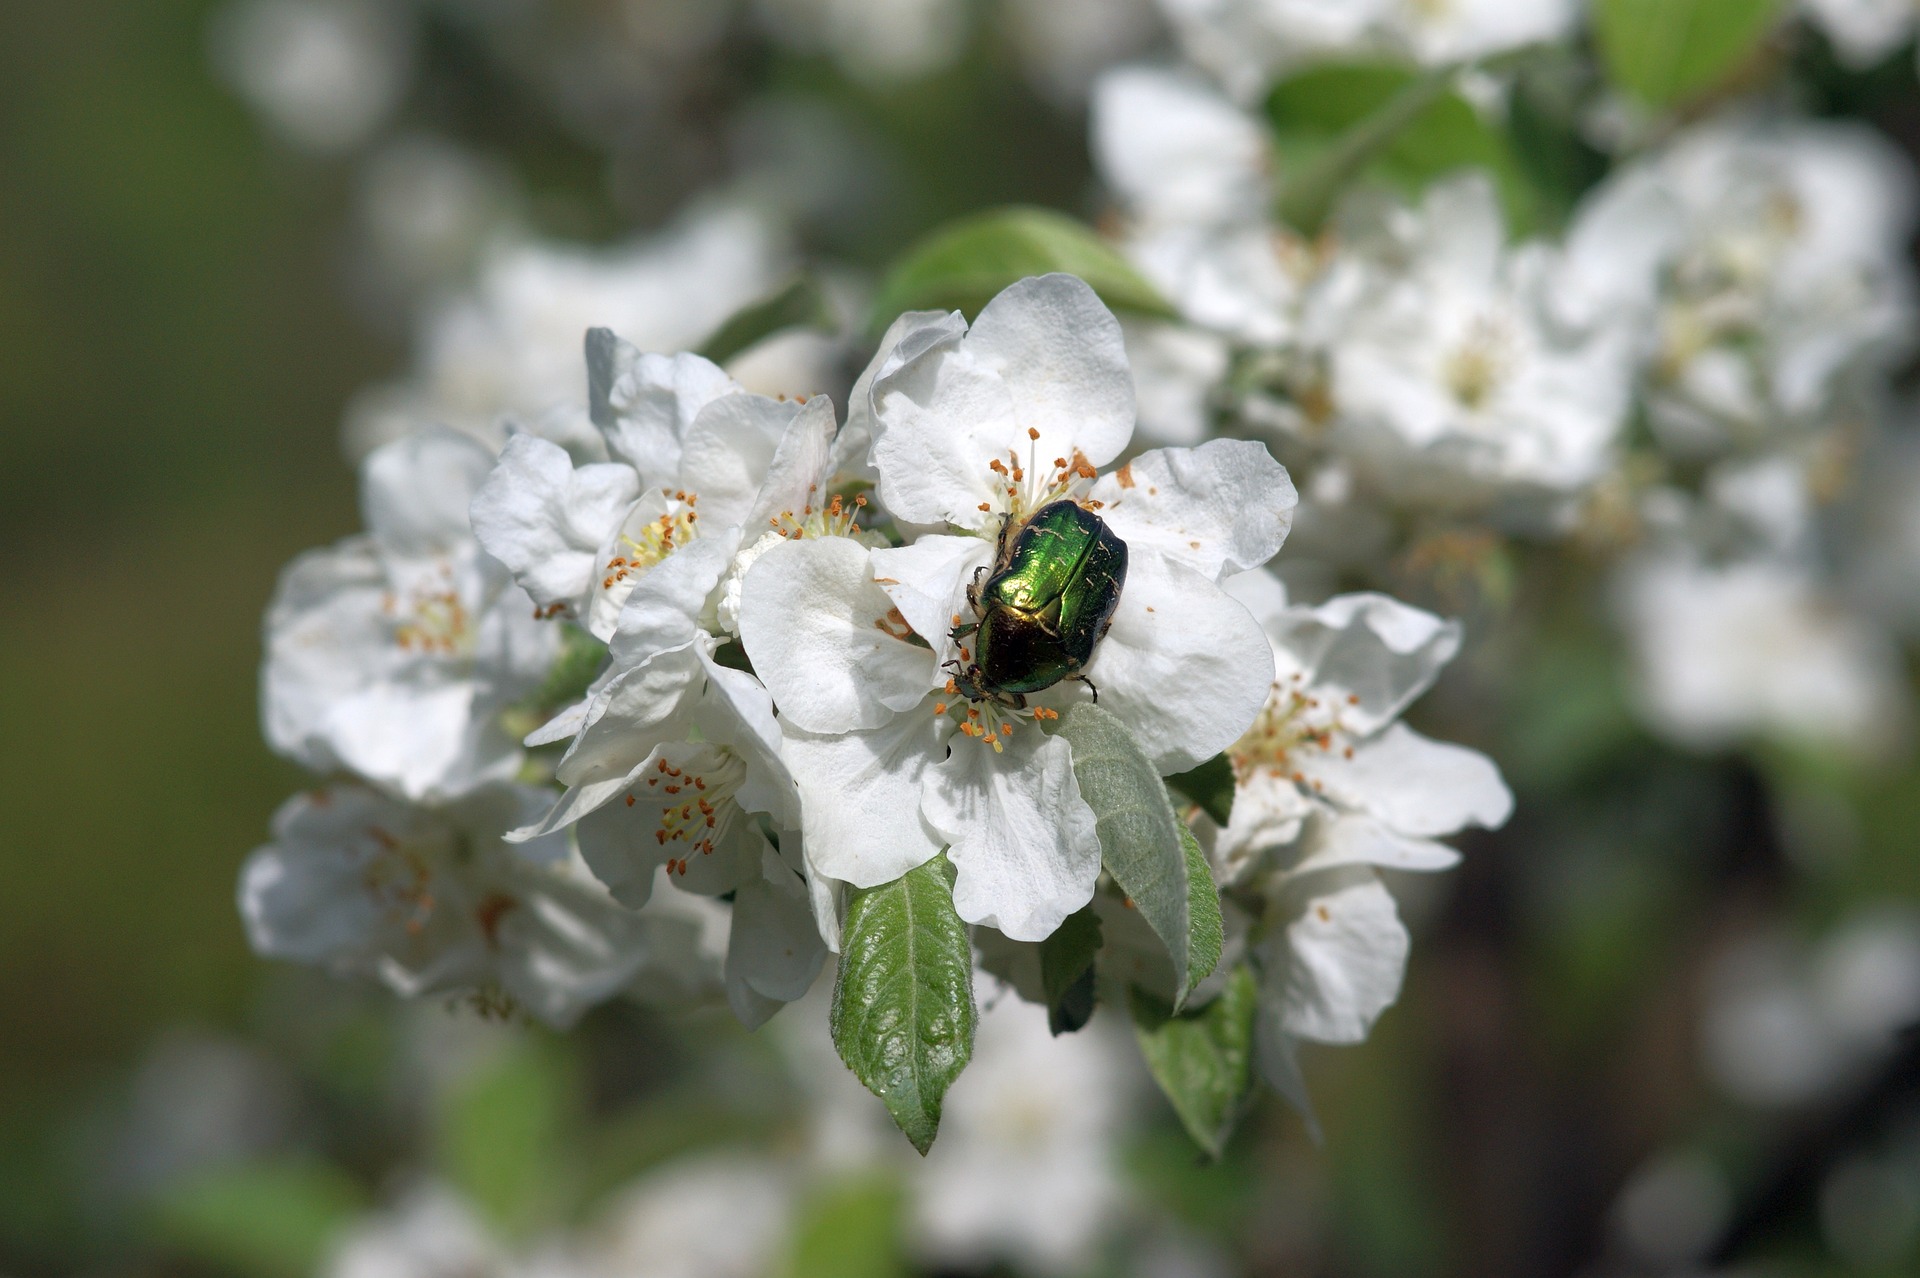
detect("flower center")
[1442,316,1512,412]
[933,676,1058,754]
[385,564,474,657]
[768,487,867,540]
[1228,674,1359,789]
[602,492,701,592]
[975,427,1100,528]
[361,824,450,937]
[624,745,748,877]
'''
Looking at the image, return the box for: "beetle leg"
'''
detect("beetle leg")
[1069,673,1100,703]
[949,620,978,641]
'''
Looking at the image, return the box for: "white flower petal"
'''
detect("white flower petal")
[739,536,936,733]
[963,275,1134,469]
[1207,768,1312,885]
[870,324,1017,529]
[469,434,640,613]
[1092,66,1269,225]
[552,645,707,794]
[1086,550,1275,772]
[1298,722,1512,837]
[743,394,839,533]
[1091,439,1296,581]
[361,428,496,559]
[606,531,739,663]
[1291,811,1464,876]
[780,715,946,889]
[678,391,803,527]
[1247,588,1462,735]
[584,488,673,640]
[924,729,1101,942]
[870,534,995,672]
[574,753,766,907]
[727,848,829,1008]
[869,276,1135,528]
[1259,868,1409,1046]
[842,309,966,478]
[598,347,738,481]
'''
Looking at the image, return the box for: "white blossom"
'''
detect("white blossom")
[469,341,841,642]
[739,275,1295,942]
[210,0,412,153]
[1561,116,1916,455]
[263,428,557,804]
[1198,569,1510,1117]
[239,782,674,1028]
[1324,175,1638,506]
[1615,548,1909,760]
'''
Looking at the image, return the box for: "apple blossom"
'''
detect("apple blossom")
[739,274,1295,942]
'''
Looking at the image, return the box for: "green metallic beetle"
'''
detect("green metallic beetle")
[946,500,1128,707]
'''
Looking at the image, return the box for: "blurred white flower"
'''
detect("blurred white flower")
[1615,549,1909,760]
[1156,0,1576,101]
[910,996,1138,1275]
[1563,117,1916,456]
[263,429,557,803]
[240,782,678,1028]
[1802,0,1919,68]
[1701,906,1920,1108]
[345,204,801,457]
[353,136,520,301]
[211,0,412,153]
[1325,175,1638,506]
[588,1154,794,1278]
[325,1184,505,1278]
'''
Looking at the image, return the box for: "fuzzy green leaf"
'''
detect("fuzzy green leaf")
[868,206,1174,333]
[1181,820,1224,995]
[831,854,977,1154]
[1039,906,1103,1035]
[1058,702,1208,1006]
[698,274,837,367]
[1167,752,1235,827]
[1130,964,1258,1159]
[1594,0,1781,107]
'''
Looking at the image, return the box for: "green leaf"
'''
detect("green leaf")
[436,1037,574,1237]
[831,854,977,1155]
[785,1173,909,1278]
[867,206,1174,334]
[1265,63,1536,234]
[1181,820,1224,995]
[1058,702,1213,1006]
[1166,752,1235,827]
[1038,906,1103,1035]
[1593,0,1781,107]
[1130,964,1259,1159]
[697,274,838,367]
[148,1160,364,1278]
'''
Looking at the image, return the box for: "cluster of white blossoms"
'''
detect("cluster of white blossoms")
[1092,23,1920,765]
[239,0,1920,1165]
[245,249,1514,1147]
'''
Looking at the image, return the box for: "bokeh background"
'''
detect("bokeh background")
[6,2,1920,1276]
